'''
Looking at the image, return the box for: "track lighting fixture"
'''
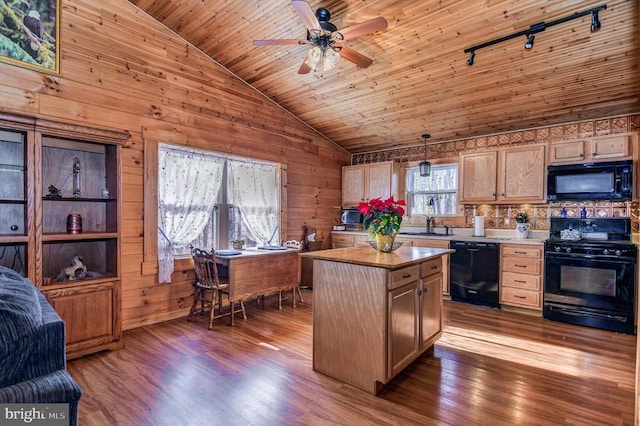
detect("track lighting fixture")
[466,50,475,66]
[524,33,535,49]
[419,133,431,177]
[464,4,606,66]
[591,10,601,32]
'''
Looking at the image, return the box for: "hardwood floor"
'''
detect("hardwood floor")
[67,290,636,425]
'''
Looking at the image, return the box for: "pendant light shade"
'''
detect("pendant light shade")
[419,160,431,177]
[419,133,431,177]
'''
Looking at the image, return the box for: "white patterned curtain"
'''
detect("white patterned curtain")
[157,145,224,283]
[228,160,278,245]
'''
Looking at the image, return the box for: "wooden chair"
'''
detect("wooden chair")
[187,247,246,329]
[280,240,304,308]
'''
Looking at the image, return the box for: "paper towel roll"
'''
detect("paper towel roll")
[474,216,485,236]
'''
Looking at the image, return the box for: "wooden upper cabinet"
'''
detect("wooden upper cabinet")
[342,165,366,206]
[548,140,586,164]
[460,144,546,204]
[549,134,631,164]
[590,134,631,160]
[499,144,546,203]
[341,161,399,206]
[459,151,498,203]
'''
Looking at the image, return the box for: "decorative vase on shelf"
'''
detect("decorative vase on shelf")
[515,223,530,239]
[375,232,397,252]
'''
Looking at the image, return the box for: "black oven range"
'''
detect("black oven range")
[544,217,636,335]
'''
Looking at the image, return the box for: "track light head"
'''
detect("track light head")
[524,33,535,49]
[466,50,475,66]
[591,11,601,32]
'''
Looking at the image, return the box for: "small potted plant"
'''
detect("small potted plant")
[230,239,245,250]
[514,212,530,239]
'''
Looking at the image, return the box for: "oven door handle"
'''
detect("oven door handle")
[547,305,629,323]
[545,253,634,264]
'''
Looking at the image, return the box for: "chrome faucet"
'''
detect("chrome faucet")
[425,216,434,234]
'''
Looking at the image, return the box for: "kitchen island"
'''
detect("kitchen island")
[300,245,454,394]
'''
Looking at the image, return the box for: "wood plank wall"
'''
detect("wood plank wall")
[0,0,349,329]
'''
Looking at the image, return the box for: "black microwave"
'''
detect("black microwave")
[547,160,633,201]
[341,208,363,225]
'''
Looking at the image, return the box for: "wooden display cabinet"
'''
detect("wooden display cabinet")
[0,113,128,359]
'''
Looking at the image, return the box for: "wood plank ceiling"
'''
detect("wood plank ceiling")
[128,0,640,154]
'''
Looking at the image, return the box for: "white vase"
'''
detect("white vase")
[515,223,530,239]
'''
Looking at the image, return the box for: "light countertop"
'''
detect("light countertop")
[331,229,547,245]
[299,245,453,269]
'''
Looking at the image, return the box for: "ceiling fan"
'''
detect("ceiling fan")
[253,0,388,74]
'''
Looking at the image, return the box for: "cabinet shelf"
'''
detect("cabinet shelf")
[43,197,114,202]
[41,275,118,289]
[42,232,118,242]
[0,235,28,243]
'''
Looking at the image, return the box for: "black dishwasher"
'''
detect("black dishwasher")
[449,240,500,308]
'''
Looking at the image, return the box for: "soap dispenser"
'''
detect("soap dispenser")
[580,204,587,218]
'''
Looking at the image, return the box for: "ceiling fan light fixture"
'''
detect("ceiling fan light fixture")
[306,45,322,68]
[323,47,340,71]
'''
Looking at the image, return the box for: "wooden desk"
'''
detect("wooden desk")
[216,248,301,325]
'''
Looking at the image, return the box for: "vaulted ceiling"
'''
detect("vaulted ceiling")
[129,0,640,154]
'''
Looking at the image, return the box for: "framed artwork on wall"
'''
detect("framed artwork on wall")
[0,0,60,74]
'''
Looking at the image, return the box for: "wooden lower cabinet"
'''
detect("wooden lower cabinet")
[388,260,443,379]
[388,280,420,377]
[500,244,543,311]
[43,279,123,359]
[311,249,447,394]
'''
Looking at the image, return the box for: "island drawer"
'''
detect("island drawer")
[420,258,442,278]
[389,265,420,290]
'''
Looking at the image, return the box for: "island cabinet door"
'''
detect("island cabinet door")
[387,280,420,379]
[421,273,443,349]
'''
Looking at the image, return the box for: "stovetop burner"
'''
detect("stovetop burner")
[548,217,632,243]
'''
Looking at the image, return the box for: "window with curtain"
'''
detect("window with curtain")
[157,144,280,283]
[406,163,459,216]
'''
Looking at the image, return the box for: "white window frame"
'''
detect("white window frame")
[406,162,460,217]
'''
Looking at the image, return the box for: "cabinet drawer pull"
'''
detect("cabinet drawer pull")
[514,251,527,254]
[515,264,527,268]
[514,279,527,283]
[402,273,411,278]
[430,265,437,270]
[514,295,527,299]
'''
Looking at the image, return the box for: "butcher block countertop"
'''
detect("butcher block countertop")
[299,245,454,269]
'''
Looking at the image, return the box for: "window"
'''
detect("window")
[158,144,280,258]
[406,163,458,216]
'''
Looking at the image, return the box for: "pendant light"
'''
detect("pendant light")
[419,133,431,177]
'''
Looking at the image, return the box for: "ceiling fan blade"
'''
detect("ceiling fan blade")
[253,39,307,46]
[292,0,321,31]
[339,46,374,68]
[298,60,312,74]
[339,17,388,41]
